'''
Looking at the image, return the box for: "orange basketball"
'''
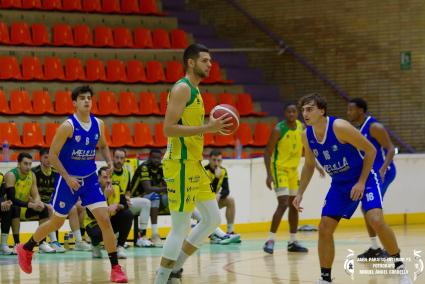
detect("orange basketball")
[210,104,240,135]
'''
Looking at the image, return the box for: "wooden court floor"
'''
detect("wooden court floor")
[1,224,424,284]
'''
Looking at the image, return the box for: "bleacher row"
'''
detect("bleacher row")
[0,0,163,15]
[0,22,187,48]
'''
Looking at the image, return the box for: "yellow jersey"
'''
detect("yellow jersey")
[112,167,130,196]
[164,77,205,161]
[84,184,121,227]
[271,120,303,169]
[9,168,33,202]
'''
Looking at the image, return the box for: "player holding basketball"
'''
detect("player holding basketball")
[347,98,396,258]
[16,85,128,283]
[293,93,411,284]
[154,43,232,284]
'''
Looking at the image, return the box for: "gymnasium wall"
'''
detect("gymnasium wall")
[8,154,425,234]
[187,0,425,152]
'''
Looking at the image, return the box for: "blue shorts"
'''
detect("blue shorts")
[322,170,383,220]
[50,172,107,217]
[380,165,396,197]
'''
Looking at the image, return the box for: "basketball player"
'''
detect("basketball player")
[347,98,396,258]
[0,171,14,255]
[293,93,411,284]
[263,103,319,254]
[16,86,128,283]
[33,148,91,252]
[154,43,232,284]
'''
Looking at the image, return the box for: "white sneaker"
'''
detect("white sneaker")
[117,246,127,259]
[151,234,163,248]
[49,241,66,253]
[316,280,332,283]
[92,245,103,259]
[136,237,153,248]
[397,265,413,284]
[39,241,56,253]
[74,240,92,251]
[0,244,14,255]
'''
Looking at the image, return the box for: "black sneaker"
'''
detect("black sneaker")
[357,247,387,259]
[169,268,183,280]
[287,241,308,252]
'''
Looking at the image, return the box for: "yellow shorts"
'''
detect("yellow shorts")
[272,167,299,193]
[163,159,215,213]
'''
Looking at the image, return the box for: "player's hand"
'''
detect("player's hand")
[207,113,233,134]
[125,196,132,207]
[108,204,119,214]
[266,175,273,190]
[1,200,12,211]
[350,182,365,201]
[379,166,387,183]
[35,201,45,211]
[104,183,114,197]
[214,167,222,179]
[65,176,81,191]
[292,193,304,212]
[117,204,125,211]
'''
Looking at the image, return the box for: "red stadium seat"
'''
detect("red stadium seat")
[45,122,60,146]
[120,0,138,13]
[73,24,93,46]
[62,0,81,11]
[85,58,106,81]
[201,93,217,115]
[105,59,126,82]
[152,28,170,49]
[214,133,235,147]
[1,0,22,8]
[111,123,134,147]
[251,123,272,147]
[117,91,139,115]
[82,0,101,11]
[22,122,45,147]
[159,91,168,115]
[43,57,64,80]
[90,95,99,115]
[31,23,50,46]
[0,22,10,44]
[203,62,233,84]
[165,60,184,83]
[170,29,188,48]
[218,93,236,107]
[22,56,44,80]
[97,91,119,115]
[53,90,73,115]
[53,24,74,46]
[93,26,114,47]
[236,93,266,116]
[235,122,253,146]
[22,0,41,8]
[133,122,153,147]
[133,27,153,48]
[113,27,133,47]
[153,122,167,147]
[204,133,215,147]
[64,58,86,81]
[139,0,163,15]
[101,0,120,13]
[0,90,10,114]
[31,90,54,114]
[102,124,112,146]
[0,56,21,80]
[126,60,146,83]
[9,90,33,114]
[139,92,160,115]
[146,60,165,83]
[41,0,62,10]
[0,123,23,147]
[10,22,32,45]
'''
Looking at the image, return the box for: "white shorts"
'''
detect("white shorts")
[275,187,298,197]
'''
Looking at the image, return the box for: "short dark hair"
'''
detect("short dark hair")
[149,149,162,155]
[284,101,297,111]
[298,93,327,116]
[183,43,209,70]
[39,148,49,156]
[349,98,368,113]
[209,149,222,157]
[97,166,109,176]
[113,148,127,155]
[18,152,32,163]
[71,85,94,101]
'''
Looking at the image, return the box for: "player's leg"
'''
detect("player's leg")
[110,208,133,259]
[11,206,21,245]
[86,223,103,258]
[25,206,55,253]
[218,196,236,234]
[68,205,91,251]
[263,194,288,254]
[0,207,14,254]
[144,193,162,246]
[130,197,152,247]
[318,216,339,283]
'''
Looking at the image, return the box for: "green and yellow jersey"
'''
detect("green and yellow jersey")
[271,120,303,170]
[9,168,33,202]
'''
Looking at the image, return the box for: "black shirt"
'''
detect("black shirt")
[130,160,165,197]
[32,165,56,203]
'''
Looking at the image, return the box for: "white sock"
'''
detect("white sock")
[227,224,234,233]
[289,233,297,243]
[1,233,8,246]
[268,232,276,241]
[73,230,82,242]
[172,250,191,273]
[49,232,58,242]
[214,227,227,238]
[152,224,158,236]
[154,266,173,284]
[370,237,379,249]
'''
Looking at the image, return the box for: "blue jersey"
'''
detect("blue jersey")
[359,116,395,172]
[306,116,364,184]
[58,114,100,177]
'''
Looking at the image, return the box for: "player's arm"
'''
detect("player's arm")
[219,169,230,199]
[29,172,45,211]
[163,83,231,137]
[369,122,395,179]
[97,119,113,170]
[4,172,30,208]
[334,119,376,200]
[264,127,280,190]
[293,131,316,212]
[140,166,166,194]
[129,167,141,197]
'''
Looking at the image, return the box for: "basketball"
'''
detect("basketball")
[210,104,240,135]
